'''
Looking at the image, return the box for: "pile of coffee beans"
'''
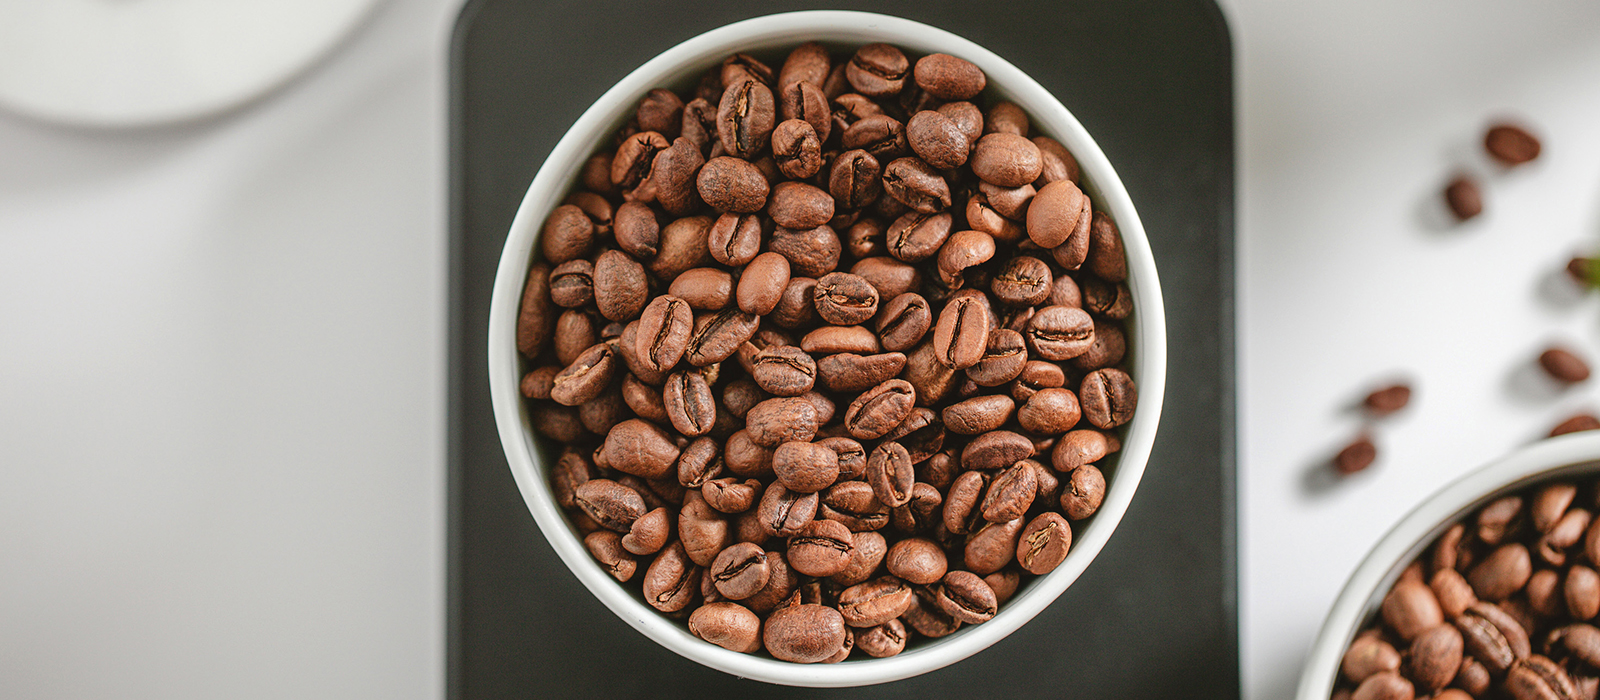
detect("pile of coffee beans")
[515,40,1138,662]
[1332,477,1600,700]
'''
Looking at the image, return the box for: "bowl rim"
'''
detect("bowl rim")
[1295,431,1600,699]
[486,9,1168,687]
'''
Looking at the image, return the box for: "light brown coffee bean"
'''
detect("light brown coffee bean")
[787,519,854,578]
[1027,179,1090,249]
[744,397,819,448]
[857,619,908,658]
[1350,672,1413,700]
[913,53,985,100]
[1408,624,1464,692]
[886,537,947,585]
[1060,465,1106,520]
[971,133,1042,188]
[829,149,883,210]
[866,440,916,509]
[942,394,1016,436]
[600,419,681,480]
[845,43,909,96]
[814,272,880,326]
[982,461,1039,523]
[906,110,971,170]
[1033,136,1080,186]
[1017,511,1072,575]
[688,602,762,653]
[801,325,879,355]
[830,530,887,587]
[763,604,847,663]
[549,259,595,309]
[1569,566,1600,620]
[621,507,672,556]
[585,530,638,582]
[772,118,823,180]
[965,517,1023,575]
[1455,601,1530,674]
[709,542,771,601]
[965,329,1028,387]
[1469,543,1533,602]
[961,430,1034,471]
[635,295,694,374]
[933,294,992,369]
[1429,568,1477,619]
[846,380,917,440]
[820,480,891,532]
[1485,123,1542,166]
[772,440,839,494]
[642,541,700,613]
[757,483,819,538]
[541,204,597,265]
[769,224,842,278]
[838,576,916,628]
[1027,305,1095,361]
[698,156,770,213]
[593,249,648,322]
[1541,347,1591,384]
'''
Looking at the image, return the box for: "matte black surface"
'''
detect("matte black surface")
[448,1,1236,697]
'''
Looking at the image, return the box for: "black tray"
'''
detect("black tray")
[448,1,1236,696]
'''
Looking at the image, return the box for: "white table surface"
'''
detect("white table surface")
[2,0,1598,697]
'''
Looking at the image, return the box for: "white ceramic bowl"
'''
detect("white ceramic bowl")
[1297,431,1600,699]
[487,10,1167,687]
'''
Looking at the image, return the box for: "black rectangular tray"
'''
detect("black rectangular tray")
[448,1,1236,696]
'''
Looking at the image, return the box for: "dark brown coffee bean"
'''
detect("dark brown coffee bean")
[1407,624,1464,692]
[801,325,879,355]
[641,541,700,613]
[550,448,594,510]
[608,203,659,261]
[683,308,759,367]
[962,430,1034,471]
[933,570,997,624]
[982,461,1039,523]
[933,294,991,369]
[574,478,647,533]
[578,389,627,435]
[1456,601,1530,674]
[549,342,615,406]
[764,603,846,663]
[1529,569,1563,617]
[817,437,867,481]
[787,519,854,578]
[651,138,705,216]
[1333,435,1378,475]
[933,100,980,142]
[794,347,887,388]
[1026,179,1090,250]
[549,259,595,309]
[891,482,944,534]
[1534,483,1578,532]
[886,211,953,263]
[701,477,758,515]
[1468,543,1532,602]
[936,230,996,287]
[962,328,1026,387]
[742,396,818,449]
[883,157,952,214]
[1017,388,1082,436]
[829,149,882,210]
[600,418,681,479]
[745,345,813,398]
[845,43,909,96]
[1541,347,1591,383]
[531,404,584,442]
[978,181,1034,222]
[780,40,830,92]
[612,131,671,190]
[970,132,1042,188]
[847,217,886,258]
[581,152,616,194]
[703,213,758,268]
[756,482,819,539]
[678,491,729,567]
[769,224,841,278]
[517,263,555,358]
[585,530,638,582]
[697,156,769,213]
[552,309,598,366]
[768,181,835,230]
[770,276,818,329]
[964,517,1022,575]
[942,395,1015,435]
[1080,368,1137,429]
[1342,632,1401,684]
[886,537,947,585]
[820,480,890,532]
[846,380,917,440]
[1350,672,1413,700]
[1011,360,1065,404]
[662,369,717,437]
[813,272,880,325]
[901,593,962,638]
[662,268,729,311]
[634,295,693,374]
[1445,176,1483,221]
[771,119,823,180]
[1047,429,1113,473]
[856,441,915,512]
[1377,578,1444,643]
[1505,655,1576,700]
[1553,413,1600,437]
[1085,211,1128,283]
[593,249,648,322]
[673,435,721,488]
[688,602,762,653]
[1018,511,1072,575]
[906,110,971,169]
[1027,305,1095,361]
[621,506,672,556]
[1071,319,1125,372]
[830,531,887,587]
[772,440,839,494]
[1060,465,1106,520]
[704,541,769,602]
[984,101,1029,137]
[715,79,775,159]
[635,88,683,138]
[876,293,933,352]
[881,407,944,462]
[842,114,908,162]
[1549,624,1600,668]
[1486,123,1542,165]
[1033,136,1081,186]
[835,576,915,628]
[989,256,1052,308]
[913,53,986,101]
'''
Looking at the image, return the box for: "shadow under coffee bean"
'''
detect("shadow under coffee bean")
[516,39,1140,663]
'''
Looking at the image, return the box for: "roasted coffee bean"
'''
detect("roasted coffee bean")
[829,149,883,210]
[636,295,694,373]
[943,470,986,534]
[1549,624,1600,668]
[913,53,985,101]
[812,352,903,394]
[936,100,983,144]
[980,180,1034,221]
[937,230,996,287]
[906,110,971,169]
[828,531,887,588]
[600,419,681,479]
[637,88,684,137]
[942,395,1015,435]
[801,325,880,355]
[788,519,855,577]
[846,43,909,96]
[744,396,819,448]
[683,309,759,367]
[1541,347,1591,384]
[593,249,648,322]
[1060,465,1106,520]
[1469,543,1533,602]
[667,268,732,311]
[847,217,886,258]
[1027,305,1095,361]
[971,133,1042,188]
[1050,430,1119,474]
[902,594,962,638]
[579,390,627,435]
[769,277,819,329]
[836,576,916,628]
[678,491,730,567]
[877,293,933,352]
[689,602,762,653]
[700,476,759,514]
[553,309,598,367]
[1085,211,1128,283]
[1027,179,1090,251]
[962,430,1035,471]
[1568,566,1600,620]
[1485,123,1542,166]
[757,482,820,537]
[1445,176,1483,221]
[1018,388,1081,435]
[933,570,997,624]
[769,224,841,278]
[716,79,775,159]
[847,380,917,440]
[662,369,717,437]
[1335,435,1378,475]
[1430,568,1477,618]
[886,537,948,585]
[1408,624,1464,692]
[984,101,1029,136]
[814,272,881,326]
[622,507,672,556]
[780,79,832,146]
[764,604,847,663]
[708,542,770,601]
[1553,413,1600,437]
[772,119,824,180]
[642,541,700,613]
[982,461,1039,523]
[849,254,923,303]
[817,437,867,481]
[768,181,835,230]
[1456,601,1531,674]
[1018,511,1072,575]
[651,138,705,215]
[742,551,797,615]
[585,531,638,582]
[531,404,584,442]
[772,441,839,494]
[1505,655,1576,700]
[990,256,1053,307]
[1350,673,1413,700]
[933,294,992,369]
[883,157,952,214]
[675,436,722,489]
[550,449,595,510]
[1011,360,1065,403]
[1362,384,1412,416]
[892,482,944,534]
[612,131,670,190]
[883,408,945,463]
[520,366,559,401]
[1033,136,1080,186]
[698,156,769,213]
[707,212,762,267]
[1538,508,1590,566]
[574,478,647,533]
[1071,319,1125,372]
[549,342,616,406]
[820,480,891,532]
[842,114,908,162]
[965,517,1022,575]
[746,346,814,398]
[866,441,917,509]
[1080,368,1138,429]
[1342,632,1402,684]
[857,619,908,658]
[1534,483,1578,532]
[549,259,595,308]
[966,329,1028,387]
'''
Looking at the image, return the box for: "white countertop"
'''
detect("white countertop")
[2,0,1598,697]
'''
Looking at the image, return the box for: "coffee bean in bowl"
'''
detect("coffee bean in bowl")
[487,10,1166,687]
[1298,432,1600,700]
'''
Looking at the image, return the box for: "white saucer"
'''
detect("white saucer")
[0,0,382,128]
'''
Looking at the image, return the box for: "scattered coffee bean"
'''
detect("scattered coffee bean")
[1334,435,1378,475]
[1364,384,1413,416]
[519,40,1141,663]
[1551,413,1600,438]
[1484,123,1542,166]
[1445,176,1484,221]
[1539,347,1591,384]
